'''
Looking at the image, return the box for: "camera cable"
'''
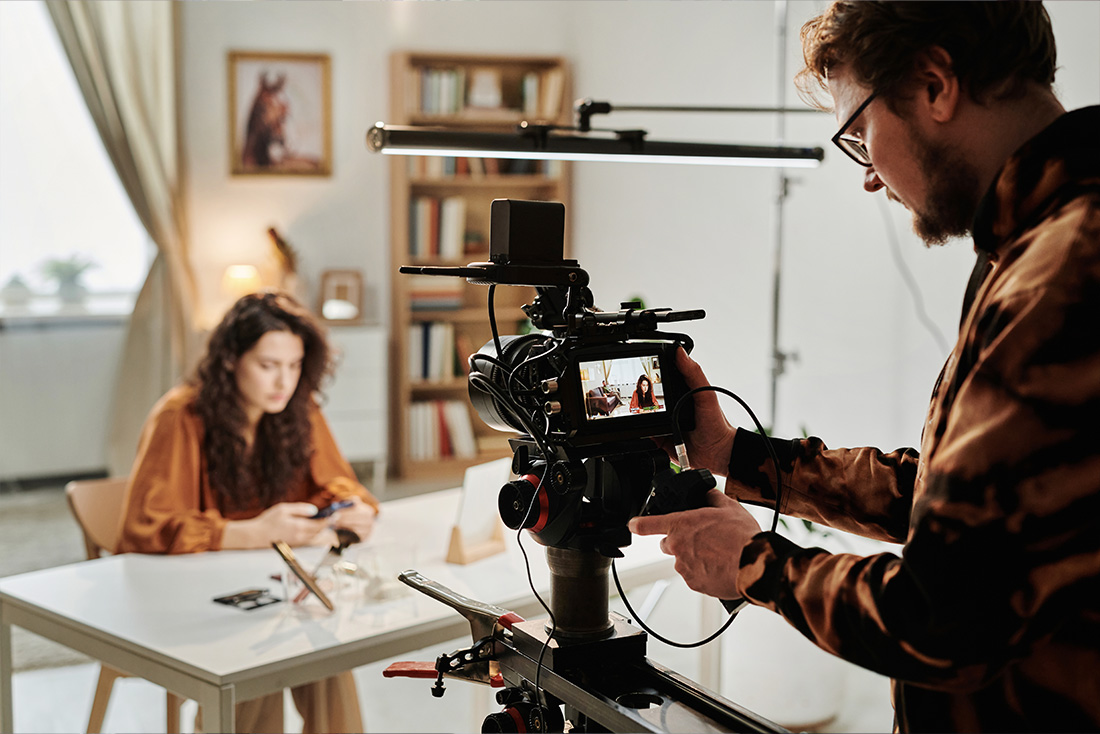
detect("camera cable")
[488,284,504,356]
[612,384,785,647]
[513,464,557,724]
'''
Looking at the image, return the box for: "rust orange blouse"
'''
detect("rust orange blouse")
[115,384,379,555]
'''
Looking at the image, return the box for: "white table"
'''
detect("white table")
[0,489,673,733]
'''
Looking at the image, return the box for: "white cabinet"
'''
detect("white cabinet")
[322,324,388,491]
[0,319,127,481]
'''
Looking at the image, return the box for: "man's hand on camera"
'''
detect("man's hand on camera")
[655,347,737,477]
[628,488,761,599]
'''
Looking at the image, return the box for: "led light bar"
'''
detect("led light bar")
[367,123,824,168]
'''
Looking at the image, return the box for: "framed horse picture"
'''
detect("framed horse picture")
[229,51,332,176]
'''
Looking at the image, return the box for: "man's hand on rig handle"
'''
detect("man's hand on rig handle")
[655,347,737,476]
[629,488,761,600]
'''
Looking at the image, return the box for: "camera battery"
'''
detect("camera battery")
[490,199,565,265]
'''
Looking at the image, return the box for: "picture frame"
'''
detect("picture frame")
[318,269,364,323]
[446,458,511,565]
[228,51,332,176]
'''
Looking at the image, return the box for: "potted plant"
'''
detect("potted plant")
[1,274,33,308]
[41,255,95,305]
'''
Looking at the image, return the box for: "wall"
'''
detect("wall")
[182,0,1099,451]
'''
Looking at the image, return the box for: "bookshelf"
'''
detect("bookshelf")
[387,51,572,481]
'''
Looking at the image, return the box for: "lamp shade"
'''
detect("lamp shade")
[367,123,824,168]
[222,264,262,298]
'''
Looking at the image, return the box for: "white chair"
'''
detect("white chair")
[65,477,184,734]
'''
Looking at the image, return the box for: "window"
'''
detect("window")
[0,1,152,314]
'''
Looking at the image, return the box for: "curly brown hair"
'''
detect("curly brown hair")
[796,2,1057,111]
[192,291,332,511]
[634,374,656,408]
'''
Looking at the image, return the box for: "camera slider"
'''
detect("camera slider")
[386,569,786,733]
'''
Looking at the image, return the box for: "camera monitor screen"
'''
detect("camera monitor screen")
[579,354,665,422]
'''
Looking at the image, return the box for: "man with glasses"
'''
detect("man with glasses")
[631,2,1099,731]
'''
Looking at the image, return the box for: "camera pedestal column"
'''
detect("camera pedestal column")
[546,547,615,640]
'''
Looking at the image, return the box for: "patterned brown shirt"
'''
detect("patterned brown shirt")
[728,106,1100,732]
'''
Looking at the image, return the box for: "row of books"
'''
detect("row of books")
[414,67,563,119]
[408,321,476,382]
[409,195,467,259]
[405,156,562,179]
[406,400,478,461]
[407,274,464,311]
[418,67,468,116]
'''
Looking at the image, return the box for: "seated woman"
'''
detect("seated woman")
[629,374,662,413]
[116,291,378,734]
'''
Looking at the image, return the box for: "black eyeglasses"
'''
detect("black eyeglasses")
[831,90,877,167]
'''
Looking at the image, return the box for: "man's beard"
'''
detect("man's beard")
[904,126,982,247]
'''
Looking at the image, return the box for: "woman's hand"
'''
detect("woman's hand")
[329,495,378,542]
[654,347,737,477]
[222,502,332,549]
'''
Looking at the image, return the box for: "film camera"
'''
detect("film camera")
[402,198,716,558]
[390,200,781,733]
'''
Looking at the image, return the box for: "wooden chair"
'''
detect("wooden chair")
[65,478,184,734]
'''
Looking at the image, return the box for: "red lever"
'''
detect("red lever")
[383,661,437,679]
[498,612,525,629]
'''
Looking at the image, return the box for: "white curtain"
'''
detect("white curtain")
[46,1,197,476]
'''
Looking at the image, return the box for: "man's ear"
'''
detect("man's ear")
[913,46,960,123]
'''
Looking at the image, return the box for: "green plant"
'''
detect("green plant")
[41,255,95,285]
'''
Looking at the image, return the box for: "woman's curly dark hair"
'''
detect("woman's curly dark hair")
[634,374,656,408]
[192,291,332,511]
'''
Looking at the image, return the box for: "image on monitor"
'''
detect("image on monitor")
[579,354,665,421]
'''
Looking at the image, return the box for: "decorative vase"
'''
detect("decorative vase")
[1,275,33,307]
[58,279,87,305]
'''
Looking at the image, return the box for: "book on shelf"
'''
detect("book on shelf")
[408,196,438,257]
[454,331,476,375]
[409,195,466,259]
[408,275,463,311]
[406,399,478,460]
[439,196,466,260]
[539,68,565,120]
[429,322,456,381]
[407,156,557,180]
[419,67,466,115]
[522,71,539,117]
[408,322,458,382]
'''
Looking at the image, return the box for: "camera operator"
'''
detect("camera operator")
[629,3,1099,731]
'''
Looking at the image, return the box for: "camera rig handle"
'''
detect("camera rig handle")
[398,569,524,642]
[382,570,523,694]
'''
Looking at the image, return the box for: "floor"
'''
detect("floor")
[0,475,895,733]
